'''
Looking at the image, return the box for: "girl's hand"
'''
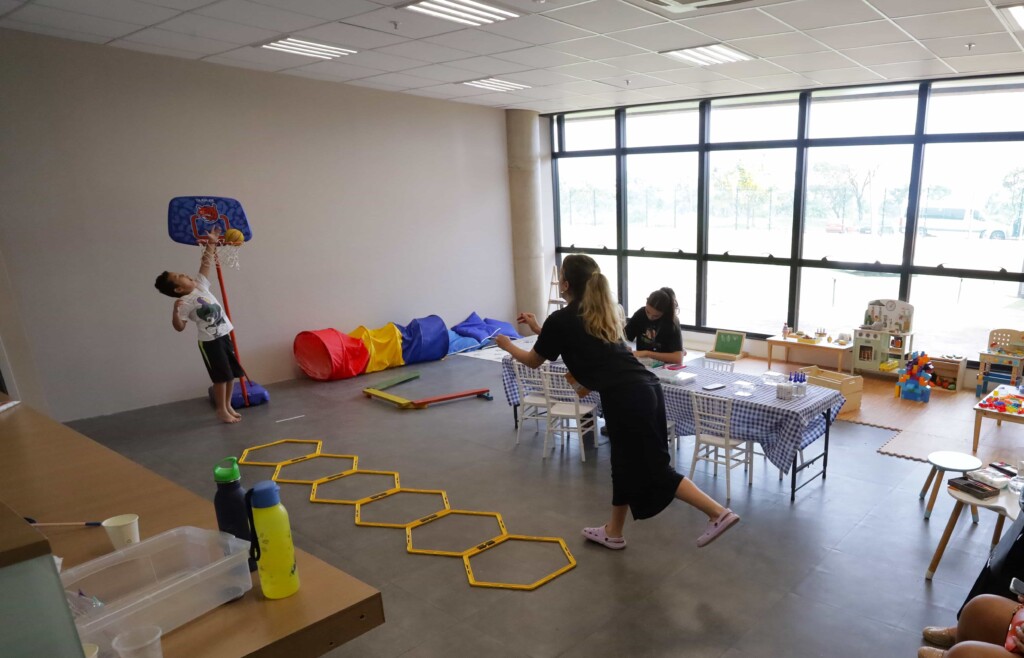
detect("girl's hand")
[495,335,512,351]
[1013,623,1024,654]
[516,312,536,325]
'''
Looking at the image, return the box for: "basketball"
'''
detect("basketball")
[224,228,244,244]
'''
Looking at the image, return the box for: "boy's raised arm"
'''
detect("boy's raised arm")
[198,227,221,280]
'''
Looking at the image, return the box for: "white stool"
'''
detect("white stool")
[920,451,982,521]
[926,485,1020,579]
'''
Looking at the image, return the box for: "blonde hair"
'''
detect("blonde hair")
[561,255,623,344]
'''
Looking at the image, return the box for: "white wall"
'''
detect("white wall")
[0,29,517,421]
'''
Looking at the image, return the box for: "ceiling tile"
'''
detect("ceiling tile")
[595,73,672,89]
[294,22,408,50]
[707,58,788,77]
[0,18,111,44]
[204,53,286,71]
[806,21,910,50]
[6,4,142,38]
[158,13,278,45]
[608,22,708,52]
[356,71,438,88]
[342,7,464,39]
[373,40,473,63]
[747,72,818,90]
[479,14,593,45]
[543,0,664,33]
[500,68,583,85]
[423,29,530,55]
[446,55,530,74]
[119,27,238,54]
[549,79,618,94]
[344,49,429,71]
[870,0,987,19]
[291,58,388,79]
[583,89,659,104]
[895,8,1004,40]
[803,67,885,84]
[493,46,586,68]
[944,52,1024,73]
[768,50,853,72]
[551,60,633,79]
[648,67,728,84]
[344,78,406,90]
[685,79,759,95]
[279,68,350,82]
[640,84,699,100]
[136,0,218,10]
[762,0,882,31]
[110,38,204,56]
[546,36,646,59]
[35,0,179,25]
[248,0,379,21]
[840,41,934,66]
[404,63,479,82]
[868,59,955,79]
[598,52,689,73]
[679,8,791,41]
[731,32,828,58]
[515,85,578,99]
[194,0,323,32]
[922,33,1020,58]
[416,82,500,98]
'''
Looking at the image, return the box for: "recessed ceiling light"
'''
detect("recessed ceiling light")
[260,38,356,60]
[998,3,1024,30]
[662,44,751,66]
[463,78,531,92]
[404,0,518,27]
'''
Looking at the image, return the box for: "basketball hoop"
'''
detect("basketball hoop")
[196,238,243,269]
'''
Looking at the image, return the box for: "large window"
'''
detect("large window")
[551,77,1024,348]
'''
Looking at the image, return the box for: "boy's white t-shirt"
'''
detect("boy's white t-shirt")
[177,274,233,341]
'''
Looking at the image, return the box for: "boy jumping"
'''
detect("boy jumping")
[154,228,244,424]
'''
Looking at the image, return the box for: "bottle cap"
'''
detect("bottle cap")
[214,457,241,483]
[251,480,281,508]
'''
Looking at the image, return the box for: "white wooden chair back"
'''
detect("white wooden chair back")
[703,359,734,373]
[693,393,733,441]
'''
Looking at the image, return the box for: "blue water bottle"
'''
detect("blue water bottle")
[214,457,255,571]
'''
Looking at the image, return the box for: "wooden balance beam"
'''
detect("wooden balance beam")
[362,371,491,410]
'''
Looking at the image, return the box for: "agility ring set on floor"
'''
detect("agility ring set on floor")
[240,439,575,591]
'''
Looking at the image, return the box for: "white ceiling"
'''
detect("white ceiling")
[3,0,1024,113]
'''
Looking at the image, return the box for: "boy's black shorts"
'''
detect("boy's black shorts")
[198,335,245,383]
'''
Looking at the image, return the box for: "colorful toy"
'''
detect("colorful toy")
[978,389,1024,415]
[896,350,933,403]
[854,299,914,377]
[362,371,493,410]
[977,329,1024,396]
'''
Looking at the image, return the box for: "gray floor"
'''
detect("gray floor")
[70,355,998,658]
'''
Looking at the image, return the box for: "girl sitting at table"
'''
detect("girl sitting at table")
[625,287,684,365]
[495,255,739,550]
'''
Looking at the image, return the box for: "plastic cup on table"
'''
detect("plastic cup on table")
[82,643,99,658]
[112,626,163,658]
[102,514,140,549]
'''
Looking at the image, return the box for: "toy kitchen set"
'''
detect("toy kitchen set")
[854,299,914,376]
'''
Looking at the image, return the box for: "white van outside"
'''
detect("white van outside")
[907,206,1008,239]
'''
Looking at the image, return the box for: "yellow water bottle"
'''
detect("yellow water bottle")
[246,480,300,599]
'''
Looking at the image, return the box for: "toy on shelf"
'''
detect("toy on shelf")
[931,354,966,392]
[976,329,1024,397]
[854,299,914,377]
[896,351,933,403]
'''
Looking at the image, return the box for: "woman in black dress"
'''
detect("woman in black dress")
[496,255,739,549]
[625,287,684,365]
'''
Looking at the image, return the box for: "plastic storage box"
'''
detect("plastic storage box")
[61,527,252,652]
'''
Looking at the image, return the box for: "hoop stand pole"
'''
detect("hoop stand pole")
[214,258,250,407]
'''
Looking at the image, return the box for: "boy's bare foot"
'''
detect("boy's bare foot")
[218,411,241,424]
[229,408,241,419]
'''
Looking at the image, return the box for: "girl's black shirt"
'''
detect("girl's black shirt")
[624,308,683,355]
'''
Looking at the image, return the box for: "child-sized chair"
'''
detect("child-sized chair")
[540,369,598,462]
[690,393,751,501]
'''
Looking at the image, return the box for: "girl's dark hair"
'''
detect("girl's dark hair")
[647,287,679,328]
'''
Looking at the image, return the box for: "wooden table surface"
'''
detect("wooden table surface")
[766,335,853,373]
[0,395,384,657]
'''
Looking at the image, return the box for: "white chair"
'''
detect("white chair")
[540,368,598,462]
[512,361,550,448]
[703,358,734,372]
[690,393,752,501]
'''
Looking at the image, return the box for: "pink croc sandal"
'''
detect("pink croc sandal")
[696,509,739,547]
[582,525,627,550]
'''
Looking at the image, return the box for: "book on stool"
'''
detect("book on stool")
[949,476,1000,499]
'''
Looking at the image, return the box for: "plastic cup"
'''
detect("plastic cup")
[102,514,140,549]
[82,643,99,658]
[112,626,163,658]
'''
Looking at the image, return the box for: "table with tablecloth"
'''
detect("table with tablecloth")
[501,356,845,500]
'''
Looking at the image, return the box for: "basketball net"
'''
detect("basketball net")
[197,238,243,269]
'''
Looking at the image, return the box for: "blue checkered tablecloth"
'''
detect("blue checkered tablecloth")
[501,355,844,474]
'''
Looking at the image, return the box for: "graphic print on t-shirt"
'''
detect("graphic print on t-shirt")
[195,297,227,333]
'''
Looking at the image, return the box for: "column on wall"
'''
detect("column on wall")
[505,109,546,330]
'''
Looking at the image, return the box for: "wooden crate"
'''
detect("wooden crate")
[798,366,863,411]
[930,355,966,392]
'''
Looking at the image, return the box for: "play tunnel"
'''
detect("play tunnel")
[293,328,370,381]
